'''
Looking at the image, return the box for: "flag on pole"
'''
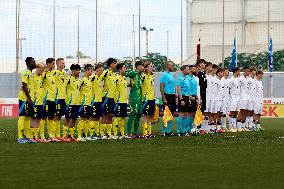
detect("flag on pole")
[194,106,204,126]
[197,38,201,61]
[268,36,273,72]
[162,105,174,128]
[230,37,237,72]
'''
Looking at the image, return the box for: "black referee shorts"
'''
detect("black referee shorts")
[163,93,176,115]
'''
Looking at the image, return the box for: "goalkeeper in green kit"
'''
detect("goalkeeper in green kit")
[125,61,144,138]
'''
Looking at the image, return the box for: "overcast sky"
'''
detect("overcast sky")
[0,0,187,63]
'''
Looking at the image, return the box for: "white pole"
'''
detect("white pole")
[166,30,169,60]
[132,14,135,70]
[235,29,238,67]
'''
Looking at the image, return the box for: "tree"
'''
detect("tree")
[66,55,74,59]
[143,52,179,72]
[222,49,284,71]
[76,51,91,59]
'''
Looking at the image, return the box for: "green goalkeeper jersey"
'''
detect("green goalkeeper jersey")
[125,70,142,101]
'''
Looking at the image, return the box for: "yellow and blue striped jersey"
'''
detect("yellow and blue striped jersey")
[91,74,104,103]
[102,70,117,99]
[54,70,67,100]
[66,75,81,105]
[115,75,128,103]
[80,76,92,106]
[32,74,45,105]
[142,74,155,100]
[18,69,34,101]
[42,70,56,101]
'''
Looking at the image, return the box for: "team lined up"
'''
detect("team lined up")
[17,57,264,143]
[17,57,158,143]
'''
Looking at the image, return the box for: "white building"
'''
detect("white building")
[184,0,284,65]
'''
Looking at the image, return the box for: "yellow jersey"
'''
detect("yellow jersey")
[91,74,104,103]
[115,75,128,103]
[42,70,56,101]
[18,69,34,101]
[102,70,117,99]
[80,76,92,106]
[54,70,67,100]
[66,75,81,105]
[142,73,155,100]
[32,74,45,105]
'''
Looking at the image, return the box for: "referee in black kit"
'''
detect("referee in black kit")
[196,59,207,112]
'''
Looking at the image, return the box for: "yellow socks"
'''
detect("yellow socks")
[113,117,119,136]
[106,124,112,137]
[34,128,39,139]
[83,120,89,137]
[142,122,148,135]
[69,127,75,138]
[39,119,46,139]
[47,119,55,138]
[89,121,100,136]
[94,121,100,136]
[17,116,25,139]
[77,120,84,138]
[89,121,95,136]
[30,128,39,139]
[62,125,69,137]
[55,120,61,138]
[23,117,31,138]
[147,122,152,135]
[119,118,125,136]
[100,124,106,136]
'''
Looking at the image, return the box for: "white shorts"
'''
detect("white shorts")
[254,101,263,114]
[239,99,249,110]
[222,100,229,114]
[228,96,240,112]
[246,100,254,111]
[212,100,222,113]
[205,98,212,113]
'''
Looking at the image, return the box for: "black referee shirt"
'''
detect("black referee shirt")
[197,71,207,93]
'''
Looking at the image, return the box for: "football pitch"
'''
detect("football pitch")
[0,118,284,189]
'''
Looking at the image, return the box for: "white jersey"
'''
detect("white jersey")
[248,77,257,100]
[239,75,251,100]
[206,74,213,100]
[255,79,263,100]
[228,76,241,96]
[221,77,230,100]
[215,77,224,100]
[210,75,219,99]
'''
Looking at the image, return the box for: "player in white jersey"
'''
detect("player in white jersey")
[237,66,251,131]
[246,67,257,130]
[207,64,218,132]
[202,62,213,132]
[227,67,241,131]
[213,68,225,132]
[254,70,264,131]
[221,68,230,130]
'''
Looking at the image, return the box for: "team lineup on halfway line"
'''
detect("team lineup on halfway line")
[17,57,264,143]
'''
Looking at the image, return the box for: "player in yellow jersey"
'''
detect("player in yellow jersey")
[54,58,67,140]
[18,57,36,143]
[113,63,128,139]
[141,61,156,138]
[63,64,81,142]
[90,64,104,139]
[77,64,93,141]
[101,58,117,139]
[42,58,61,142]
[30,63,49,142]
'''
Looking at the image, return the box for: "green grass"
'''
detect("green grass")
[0,118,284,189]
